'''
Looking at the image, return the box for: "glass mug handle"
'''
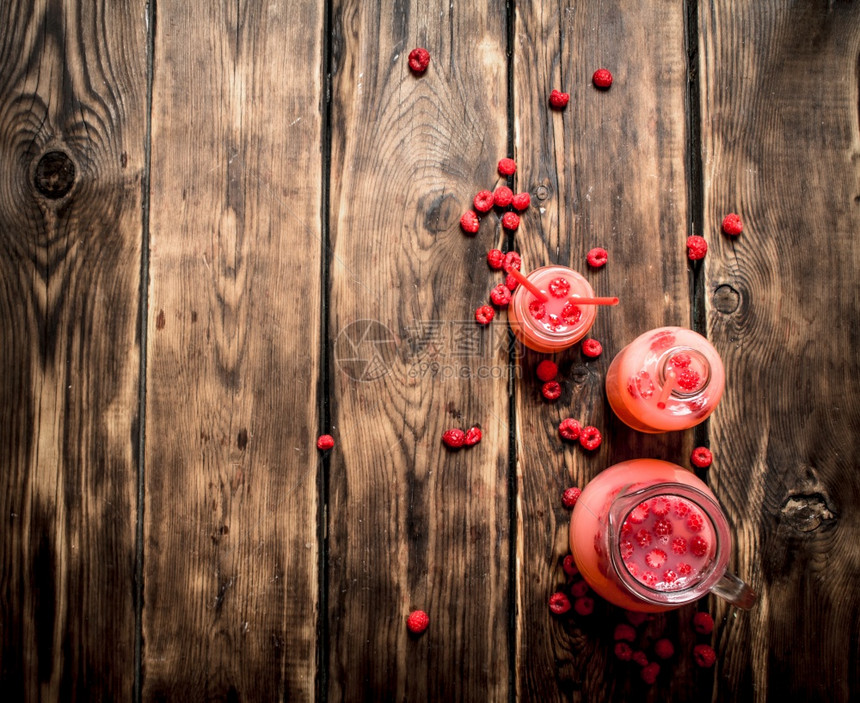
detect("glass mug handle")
[711,570,757,609]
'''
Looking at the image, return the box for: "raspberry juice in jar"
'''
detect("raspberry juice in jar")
[507,265,597,353]
[604,326,725,433]
[569,460,756,612]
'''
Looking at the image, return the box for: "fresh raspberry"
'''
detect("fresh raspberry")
[475,305,495,325]
[541,381,561,400]
[574,596,594,615]
[641,572,658,587]
[625,610,648,627]
[690,535,709,557]
[632,650,649,667]
[504,274,519,291]
[651,496,671,516]
[641,662,660,684]
[635,529,652,548]
[582,339,602,358]
[548,591,571,615]
[693,644,717,668]
[511,192,531,210]
[663,569,678,585]
[670,352,692,368]
[490,283,512,307]
[317,434,334,450]
[677,562,692,576]
[487,248,504,269]
[645,549,667,569]
[722,213,743,236]
[586,247,608,268]
[692,612,714,635]
[406,609,430,633]
[464,426,482,445]
[624,561,638,577]
[493,186,514,208]
[473,190,494,213]
[579,426,602,451]
[460,210,480,234]
[407,48,430,74]
[536,360,558,382]
[620,540,634,560]
[562,554,578,578]
[562,486,582,509]
[654,518,673,537]
[628,502,650,524]
[559,418,582,441]
[672,537,688,555]
[549,89,570,108]
[548,277,570,298]
[501,212,520,231]
[691,446,713,468]
[673,499,691,519]
[529,300,546,320]
[498,158,517,176]
[570,580,589,598]
[686,235,708,260]
[614,642,633,661]
[503,251,522,272]
[613,624,637,642]
[592,68,613,89]
[676,368,702,392]
[442,428,466,449]
[561,302,582,324]
[687,513,705,533]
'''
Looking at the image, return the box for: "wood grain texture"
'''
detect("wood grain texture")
[326,1,510,699]
[143,0,323,699]
[0,0,146,699]
[700,2,860,700]
[513,1,698,700]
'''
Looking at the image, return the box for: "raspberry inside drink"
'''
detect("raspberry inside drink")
[507,265,597,352]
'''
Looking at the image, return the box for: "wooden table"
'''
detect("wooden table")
[1,1,857,700]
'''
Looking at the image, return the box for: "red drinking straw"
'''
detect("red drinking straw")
[566,296,620,306]
[656,369,677,409]
[507,268,549,302]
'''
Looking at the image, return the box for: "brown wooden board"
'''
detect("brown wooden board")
[143,0,324,698]
[700,2,860,701]
[326,1,511,699]
[513,1,698,700]
[0,0,146,699]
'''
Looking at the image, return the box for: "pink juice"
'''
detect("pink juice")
[507,266,596,353]
[605,327,725,433]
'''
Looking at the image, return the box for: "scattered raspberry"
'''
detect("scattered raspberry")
[686,235,708,260]
[645,549,667,569]
[316,434,334,450]
[559,418,582,441]
[654,518,673,537]
[635,529,653,548]
[687,513,705,533]
[504,274,519,291]
[549,89,570,109]
[562,555,578,578]
[672,537,688,555]
[490,284,512,307]
[579,426,602,451]
[582,339,602,358]
[475,305,495,325]
[586,247,608,268]
[574,596,594,615]
[614,624,637,642]
[628,502,650,524]
[641,662,660,684]
[641,572,658,587]
[536,360,558,382]
[651,496,671,516]
[570,580,589,598]
[511,192,531,210]
[676,368,702,392]
[493,186,514,208]
[614,642,633,661]
[690,535,709,557]
[562,486,582,508]
[498,158,517,176]
[548,277,570,298]
[407,48,430,74]
[692,612,714,635]
[670,352,692,368]
[592,68,613,88]
[542,381,562,400]
[442,428,466,449]
[503,251,522,272]
[677,562,692,576]
[663,569,678,585]
[464,426,482,446]
[691,446,713,468]
[625,610,648,627]
[693,644,717,668]
[406,609,429,633]
[460,210,480,234]
[549,591,571,615]
[632,650,649,667]
[673,500,691,519]
[501,212,520,231]
[487,249,504,269]
[722,213,743,236]
[473,190,494,213]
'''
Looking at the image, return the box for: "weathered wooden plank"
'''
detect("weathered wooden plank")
[513,1,695,699]
[326,2,510,699]
[700,2,860,701]
[0,0,146,699]
[143,0,323,698]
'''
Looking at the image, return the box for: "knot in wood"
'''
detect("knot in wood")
[713,284,741,314]
[34,150,76,199]
[535,185,550,201]
[780,493,836,532]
